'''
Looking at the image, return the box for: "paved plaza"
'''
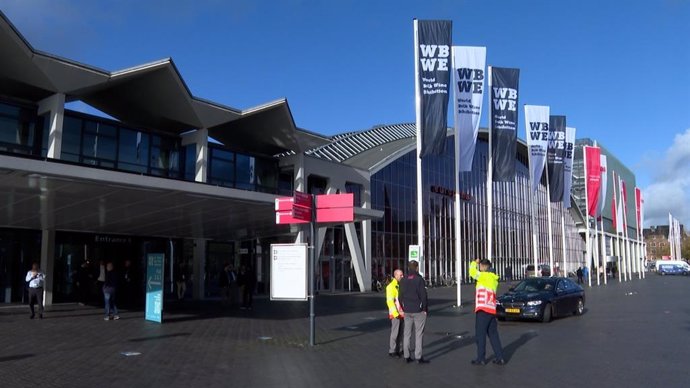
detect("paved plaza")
[1,274,688,388]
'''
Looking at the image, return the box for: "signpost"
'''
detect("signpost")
[145,253,164,323]
[273,191,355,346]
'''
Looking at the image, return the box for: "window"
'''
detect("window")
[150,135,181,177]
[118,128,149,173]
[82,121,117,167]
[0,101,41,155]
[208,147,235,187]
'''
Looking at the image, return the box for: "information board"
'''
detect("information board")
[270,244,308,301]
[145,253,164,323]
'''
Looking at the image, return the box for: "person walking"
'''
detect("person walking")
[469,258,506,365]
[399,260,429,364]
[576,266,584,284]
[102,262,120,321]
[386,269,405,358]
[25,262,45,319]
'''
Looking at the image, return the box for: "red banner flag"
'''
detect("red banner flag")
[584,146,601,217]
[635,187,642,231]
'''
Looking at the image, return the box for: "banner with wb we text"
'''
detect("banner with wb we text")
[453,46,486,171]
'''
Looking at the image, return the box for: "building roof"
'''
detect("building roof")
[0,11,304,156]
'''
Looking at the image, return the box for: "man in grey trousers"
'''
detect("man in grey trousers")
[399,260,429,364]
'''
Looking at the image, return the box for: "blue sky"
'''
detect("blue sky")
[3,0,689,227]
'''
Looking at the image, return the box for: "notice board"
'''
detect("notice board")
[270,243,308,301]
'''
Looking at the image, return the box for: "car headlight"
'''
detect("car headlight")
[526,300,542,306]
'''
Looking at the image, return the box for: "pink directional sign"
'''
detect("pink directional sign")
[276,210,309,225]
[316,193,353,209]
[316,207,354,223]
[293,191,313,208]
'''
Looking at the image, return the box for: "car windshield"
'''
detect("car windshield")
[513,279,554,292]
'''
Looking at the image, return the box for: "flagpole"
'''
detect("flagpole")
[601,217,607,285]
[594,217,600,285]
[487,66,494,262]
[561,203,567,278]
[582,146,591,287]
[413,19,425,277]
[525,115,539,279]
[545,170,555,277]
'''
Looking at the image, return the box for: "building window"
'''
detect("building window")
[118,128,150,174]
[0,100,42,155]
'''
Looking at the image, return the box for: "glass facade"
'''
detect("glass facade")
[0,100,44,156]
[207,145,280,193]
[60,111,184,177]
[371,136,585,285]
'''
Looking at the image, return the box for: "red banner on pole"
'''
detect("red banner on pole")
[584,146,601,217]
[635,187,642,231]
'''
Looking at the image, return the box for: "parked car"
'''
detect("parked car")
[524,264,551,277]
[496,277,585,322]
[657,263,690,276]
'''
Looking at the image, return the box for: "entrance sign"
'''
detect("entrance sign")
[145,253,164,323]
[408,245,421,261]
[270,244,308,301]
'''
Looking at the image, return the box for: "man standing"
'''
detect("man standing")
[386,269,405,358]
[399,260,429,364]
[469,258,506,365]
[102,262,120,321]
[25,262,45,319]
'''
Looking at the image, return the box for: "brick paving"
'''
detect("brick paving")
[1,275,688,388]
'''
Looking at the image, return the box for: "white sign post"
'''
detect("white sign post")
[270,244,308,301]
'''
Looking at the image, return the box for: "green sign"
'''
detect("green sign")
[408,245,420,261]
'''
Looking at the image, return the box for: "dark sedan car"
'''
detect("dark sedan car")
[496,277,585,322]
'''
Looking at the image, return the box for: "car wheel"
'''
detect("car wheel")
[541,303,552,323]
[574,298,584,316]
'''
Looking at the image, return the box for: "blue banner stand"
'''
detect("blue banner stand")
[145,253,164,323]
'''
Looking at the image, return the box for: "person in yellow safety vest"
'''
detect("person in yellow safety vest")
[386,269,405,358]
[469,258,506,366]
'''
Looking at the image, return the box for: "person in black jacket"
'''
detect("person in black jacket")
[399,260,429,364]
[102,262,120,320]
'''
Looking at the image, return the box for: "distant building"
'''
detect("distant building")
[644,225,686,260]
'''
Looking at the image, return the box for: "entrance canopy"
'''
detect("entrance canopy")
[0,154,292,241]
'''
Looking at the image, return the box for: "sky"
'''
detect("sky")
[3,0,689,228]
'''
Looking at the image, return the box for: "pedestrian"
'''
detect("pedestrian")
[576,267,584,284]
[219,263,230,304]
[228,264,239,307]
[399,260,429,364]
[25,262,45,319]
[121,259,136,308]
[76,260,92,305]
[175,262,188,300]
[238,264,255,310]
[469,258,506,365]
[386,269,405,358]
[102,262,120,320]
[582,266,589,283]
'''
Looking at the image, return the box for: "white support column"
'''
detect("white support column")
[181,129,208,183]
[38,93,66,159]
[344,222,368,292]
[40,229,56,306]
[192,239,206,300]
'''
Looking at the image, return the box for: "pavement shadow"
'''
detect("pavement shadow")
[423,330,473,360]
[0,353,35,362]
[502,330,539,360]
[128,333,191,342]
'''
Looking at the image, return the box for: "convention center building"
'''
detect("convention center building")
[0,12,585,306]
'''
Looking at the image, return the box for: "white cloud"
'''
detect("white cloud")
[642,128,690,228]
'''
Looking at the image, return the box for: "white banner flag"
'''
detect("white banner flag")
[453,46,486,172]
[597,154,608,218]
[562,126,576,207]
[524,105,550,193]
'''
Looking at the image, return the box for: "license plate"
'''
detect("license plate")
[505,308,520,314]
